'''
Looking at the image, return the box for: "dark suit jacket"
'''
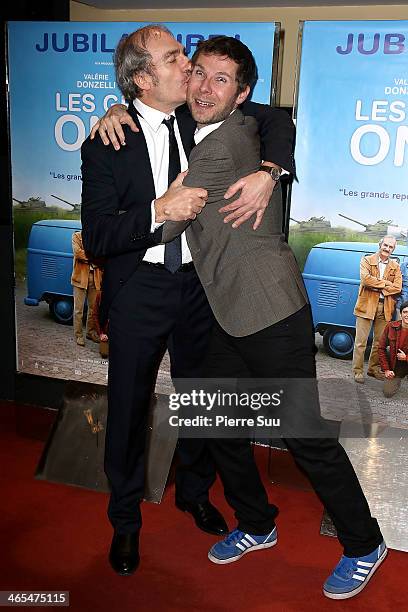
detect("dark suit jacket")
[81,101,296,325]
[162,111,307,337]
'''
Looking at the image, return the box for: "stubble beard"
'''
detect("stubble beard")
[189,96,238,128]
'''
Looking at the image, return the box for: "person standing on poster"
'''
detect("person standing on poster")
[81,24,294,577]
[71,230,102,346]
[396,259,408,315]
[352,236,402,383]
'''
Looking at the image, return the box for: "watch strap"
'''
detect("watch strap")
[259,165,282,180]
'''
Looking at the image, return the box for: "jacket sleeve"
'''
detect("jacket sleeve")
[184,139,235,191]
[378,324,391,372]
[80,136,161,258]
[359,257,387,290]
[72,232,87,261]
[161,220,190,243]
[161,140,234,243]
[382,264,402,296]
[240,101,296,175]
[402,264,408,301]
[396,263,408,308]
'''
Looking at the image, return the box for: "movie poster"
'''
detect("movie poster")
[8,21,278,387]
[289,21,408,358]
[287,24,408,549]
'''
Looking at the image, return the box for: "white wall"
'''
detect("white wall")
[70,2,408,106]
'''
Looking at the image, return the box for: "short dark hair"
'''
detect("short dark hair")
[400,300,408,314]
[114,24,172,100]
[191,36,258,93]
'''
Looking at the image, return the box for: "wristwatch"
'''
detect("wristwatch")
[259,165,282,181]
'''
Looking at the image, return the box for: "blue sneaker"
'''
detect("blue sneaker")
[323,541,387,599]
[208,527,277,564]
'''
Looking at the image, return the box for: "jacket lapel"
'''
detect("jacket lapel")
[176,103,196,156]
[124,102,156,198]
[122,101,196,198]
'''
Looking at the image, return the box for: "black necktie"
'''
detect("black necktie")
[162,116,182,273]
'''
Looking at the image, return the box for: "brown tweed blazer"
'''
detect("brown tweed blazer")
[162,109,307,337]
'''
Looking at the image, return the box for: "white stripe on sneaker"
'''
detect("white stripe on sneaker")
[356,568,369,575]
[352,574,365,582]
[244,535,258,546]
[357,561,374,568]
[236,543,246,551]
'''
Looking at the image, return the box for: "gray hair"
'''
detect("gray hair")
[114,24,172,100]
[379,235,397,247]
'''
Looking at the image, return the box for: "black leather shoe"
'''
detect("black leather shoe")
[109,531,140,576]
[175,499,228,536]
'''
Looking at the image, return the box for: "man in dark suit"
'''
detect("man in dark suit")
[81,24,296,576]
[161,36,386,601]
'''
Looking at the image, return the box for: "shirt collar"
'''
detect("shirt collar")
[194,120,224,145]
[194,109,237,145]
[133,99,175,132]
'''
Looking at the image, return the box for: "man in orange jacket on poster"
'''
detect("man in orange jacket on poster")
[71,230,103,346]
[352,235,402,383]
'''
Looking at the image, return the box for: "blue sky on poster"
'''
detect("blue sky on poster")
[8,21,276,209]
[291,21,408,231]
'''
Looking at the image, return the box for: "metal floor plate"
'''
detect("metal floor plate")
[320,422,408,552]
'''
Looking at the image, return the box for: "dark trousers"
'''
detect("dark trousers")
[203,305,383,556]
[106,263,215,533]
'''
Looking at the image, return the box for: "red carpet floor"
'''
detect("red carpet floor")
[0,401,406,611]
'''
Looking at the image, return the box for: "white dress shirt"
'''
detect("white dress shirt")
[379,257,389,300]
[133,99,192,264]
[378,259,388,280]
